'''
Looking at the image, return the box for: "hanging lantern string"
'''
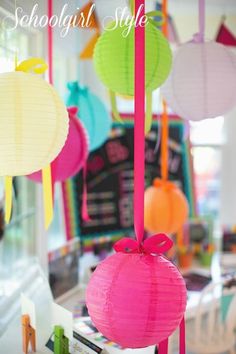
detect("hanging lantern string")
[134,0,145,245]
[193,0,205,43]
[5,58,49,225]
[159,2,170,349]
[40,0,54,228]
[48,0,53,84]
[199,0,205,42]
[4,177,12,224]
[160,0,169,182]
[4,0,18,224]
[129,0,135,15]
[160,100,168,181]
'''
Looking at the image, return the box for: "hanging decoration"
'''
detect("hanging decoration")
[93,9,172,132]
[155,2,180,44]
[144,178,189,234]
[86,235,187,348]
[80,32,100,60]
[94,17,171,96]
[66,81,112,151]
[161,0,236,121]
[216,17,236,47]
[0,58,68,226]
[70,1,101,60]
[28,107,88,183]
[86,1,187,352]
[144,1,189,236]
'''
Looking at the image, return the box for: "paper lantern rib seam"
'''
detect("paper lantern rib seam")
[162,41,236,121]
[14,73,22,166]
[103,254,131,343]
[167,186,173,233]
[201,44,208,118]
[0,71,69,176]
[146,27,161,90]
[94,22,172,97]
[141,257,158,343]
[86,252,187,348]
[126,29,132,95]
[39,84,67,168]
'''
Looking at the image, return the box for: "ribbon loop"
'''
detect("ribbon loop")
[114,233,173,255]
[67,81,88,95]
[67,81,79,92]
[191,32,204,43]
[16,58,48,74]
[114,238,139,254]
[153,178,175,191]
[144,233,173,254]
[67,106,78,116]
[146,11,165,28]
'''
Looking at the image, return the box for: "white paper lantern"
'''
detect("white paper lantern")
[0,71,68,176]
[161,41,236,121]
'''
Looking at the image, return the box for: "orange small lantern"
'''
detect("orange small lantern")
[144,178,189,234]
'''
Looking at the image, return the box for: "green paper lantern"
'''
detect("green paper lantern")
[94,21,172,96]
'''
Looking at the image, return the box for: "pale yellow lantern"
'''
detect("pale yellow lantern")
[0,71,68,176]
[0,58,69,226]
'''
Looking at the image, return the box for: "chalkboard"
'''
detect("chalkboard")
[62,118,195,243]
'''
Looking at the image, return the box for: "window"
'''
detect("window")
[190,117,224,219]
[0,12,43,283]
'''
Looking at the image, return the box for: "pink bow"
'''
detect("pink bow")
[114,233,173,255]
[67,106,78,117]
[154,178,176,191]
[191,32,204,43]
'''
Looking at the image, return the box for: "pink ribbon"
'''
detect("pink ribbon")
[179,316,186,354]
[134,0,145,245]
[67,106,78,117]
[159,338,169,354]
[192,0,205,43]
[114,233,173,255]
[82,162,91,222]
[48,0,53,84]
[67,107,91,222]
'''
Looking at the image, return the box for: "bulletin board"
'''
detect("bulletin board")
[62,115,195,247]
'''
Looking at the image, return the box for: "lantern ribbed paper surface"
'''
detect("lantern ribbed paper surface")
[144,179,189,234]
[0,71,68,176]
[28,107,88,182]
[94,21,172,96]
[67,82,111,151]
[86,250,187,348]
[161,41,236,121]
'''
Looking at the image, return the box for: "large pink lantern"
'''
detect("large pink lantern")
[161,41,236,121]
[28,107,88,182]
[86,234,187,348]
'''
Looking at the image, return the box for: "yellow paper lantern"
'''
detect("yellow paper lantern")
[0,58,69,226]
[0,71,68,176]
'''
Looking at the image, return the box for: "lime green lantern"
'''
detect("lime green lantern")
[93,20,172,131]
[94,21,172,96]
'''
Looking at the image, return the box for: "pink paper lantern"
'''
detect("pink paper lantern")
[28,107,88,182]
[86,234,187,348]
[161,41,236,121]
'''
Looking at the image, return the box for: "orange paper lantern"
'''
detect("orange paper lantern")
[144,178,189,234]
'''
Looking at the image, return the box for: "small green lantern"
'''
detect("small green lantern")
[94,21,172,96]
[93,20,172,131]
